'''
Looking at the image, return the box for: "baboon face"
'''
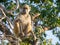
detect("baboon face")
[20,4,31,15]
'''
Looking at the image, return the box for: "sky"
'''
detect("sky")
[45,27,60,45]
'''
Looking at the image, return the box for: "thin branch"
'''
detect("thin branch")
[0,16,6,22]
[0,4,14,15]
[6,17,14,29]
[0,7,14,29]
[0,22,12,35]
[0,8,6,16]
[0,0,20,15]
[0,8,6,22]
[15,0,20,9]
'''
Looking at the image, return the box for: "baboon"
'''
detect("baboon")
[13,4,37,41]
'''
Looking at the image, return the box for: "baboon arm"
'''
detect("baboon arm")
[13,22,20,36]
[14,19,24,37]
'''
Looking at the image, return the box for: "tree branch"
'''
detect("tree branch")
[0,7,14,29]
[0,22,12,35]
[0,8,6,22]
[15,0,20,9]
[6,17,14,29]
[0,0,20,15]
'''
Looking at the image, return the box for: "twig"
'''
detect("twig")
[6,17,14,29]
[0,8,6,22]
[0,0,20,15]
[0,7,14,29]
[0,8,6,16]
[0,16,6,22]
[15,0,20,9]
[0,22,12,35]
